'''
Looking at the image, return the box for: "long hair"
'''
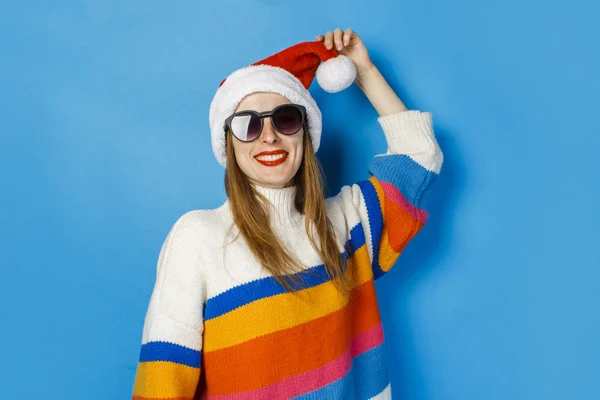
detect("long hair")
[223,122,354,297]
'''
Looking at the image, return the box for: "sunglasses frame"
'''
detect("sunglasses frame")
[223,103,307,143]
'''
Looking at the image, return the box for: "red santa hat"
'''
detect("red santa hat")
[209,40,357,167]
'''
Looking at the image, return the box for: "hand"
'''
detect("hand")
[316,28,374,77]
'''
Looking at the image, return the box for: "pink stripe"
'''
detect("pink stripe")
[207,323,385,400]
[379,181,428,223]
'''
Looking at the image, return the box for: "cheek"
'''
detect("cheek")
[292,140,304,169]
[296,137,304,160]
[232,142,254,170]
[296,147,304,163]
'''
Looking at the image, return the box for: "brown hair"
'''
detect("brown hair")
[223,122,354,297]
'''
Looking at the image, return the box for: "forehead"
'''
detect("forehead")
[235,92,292,112]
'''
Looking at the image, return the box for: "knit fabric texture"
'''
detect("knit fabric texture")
[131,110,444,400]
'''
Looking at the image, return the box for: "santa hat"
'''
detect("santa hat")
[209,40,357,167]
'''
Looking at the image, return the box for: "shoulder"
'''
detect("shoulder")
[323,182,371,243]
[168,200,234,248]
[324,184,361,237]
[325,184,361,217]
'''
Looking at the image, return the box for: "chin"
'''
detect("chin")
[256,178,291,188]
[251,171,295,187]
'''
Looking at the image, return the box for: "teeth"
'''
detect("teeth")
[256,153,287,162]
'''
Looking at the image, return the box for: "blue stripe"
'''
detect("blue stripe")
[204,226,367,321]
[139,341,201,368]
[291,342,390,400]
[345,223,365,258]
[357,179,385,280]
[369,154,437,207]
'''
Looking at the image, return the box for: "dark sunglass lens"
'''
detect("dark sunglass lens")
[272,105,303,134]
[231,113,261,141]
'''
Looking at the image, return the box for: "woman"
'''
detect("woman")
[132,29,443,400]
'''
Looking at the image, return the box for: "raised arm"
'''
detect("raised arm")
[321,29,443,280]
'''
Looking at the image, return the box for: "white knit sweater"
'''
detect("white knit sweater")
[132,110,443,400]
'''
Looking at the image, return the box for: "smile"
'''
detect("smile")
[255,152,289,166]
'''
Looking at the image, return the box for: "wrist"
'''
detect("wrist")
[355,61,377,83]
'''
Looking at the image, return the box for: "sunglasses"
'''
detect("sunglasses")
[223,103,307,142]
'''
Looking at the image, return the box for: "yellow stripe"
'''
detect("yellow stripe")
[132,361,201,398]
[203,244,374,352]
[369,176,386,217]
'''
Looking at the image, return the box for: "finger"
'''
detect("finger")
[316,34,324,41]
[333,28,344,51]
[324,31,334,50]
[344,28,354,46]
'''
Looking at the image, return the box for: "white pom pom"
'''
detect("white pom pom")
[315,55,357,93]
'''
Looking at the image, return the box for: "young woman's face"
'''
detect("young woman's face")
[230,92,304,188]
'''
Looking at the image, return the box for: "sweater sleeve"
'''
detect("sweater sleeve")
[132,212,206,400]
[328,110,443,280]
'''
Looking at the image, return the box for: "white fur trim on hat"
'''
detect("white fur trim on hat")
[209,65,322,168]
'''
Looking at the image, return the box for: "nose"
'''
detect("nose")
[260,117,280,144]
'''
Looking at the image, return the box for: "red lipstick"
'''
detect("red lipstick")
[254,150,289,167]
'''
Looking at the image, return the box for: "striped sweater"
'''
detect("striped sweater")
[131,110,444,400]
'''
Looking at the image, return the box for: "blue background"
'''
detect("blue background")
[2,1,599,399]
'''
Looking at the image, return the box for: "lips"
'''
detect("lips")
[255,149,287,157]
[254,150,289,167]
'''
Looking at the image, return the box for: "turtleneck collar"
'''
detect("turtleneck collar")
[252,183,303,226]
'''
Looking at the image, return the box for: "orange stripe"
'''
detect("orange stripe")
[369,175,425,273]
[203,278,382,395]
[383,196,424,252]
[378,229,400,273]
